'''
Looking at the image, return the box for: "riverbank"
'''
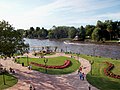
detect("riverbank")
[25,38,120,46]
[24,38,120,59]
[70,40,120,46]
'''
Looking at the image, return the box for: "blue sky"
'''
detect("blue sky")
[0,0,120,29]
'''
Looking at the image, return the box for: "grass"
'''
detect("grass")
[16,56,80,75]
[79,54,120,90]
[33,52,55,56]
[105,40,119,43]
[0,72,18,90]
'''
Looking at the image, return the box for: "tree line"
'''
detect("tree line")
[0,20,120,56]
[23,20,120,41]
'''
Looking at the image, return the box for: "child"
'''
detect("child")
[82,72,85,80]
[79,72,82,80]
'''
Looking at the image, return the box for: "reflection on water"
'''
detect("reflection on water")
[24,38,120,59]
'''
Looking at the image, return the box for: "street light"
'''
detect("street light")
[93,47,96,56]
[65,46,67,52]
[89,60,94,75]
[27,55,29,66]
[44,58,48,73]
[2,70,6,85]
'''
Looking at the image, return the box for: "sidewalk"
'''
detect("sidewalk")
[0,53,98,90]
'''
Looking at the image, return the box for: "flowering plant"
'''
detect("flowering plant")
[104,62,120,79]
[31,60,71,69]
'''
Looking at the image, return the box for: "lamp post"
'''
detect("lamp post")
[2,70,6,85]
[77,53,79,60]
[27,55,29,66]
[89,60,94,75]
[93,47,96,56]
[44,58,48,73]
[65,46,67,53]
[99,63,102,75]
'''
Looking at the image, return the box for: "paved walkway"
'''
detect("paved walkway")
[0,53,98,90]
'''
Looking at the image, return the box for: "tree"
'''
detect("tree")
[96,20,104,29]
[77,26,86,41]
[30,27,35,31]
[85,25,95,38]
[49,26,68,39]
[68,27,77,39]
[48,30,54,39]
[104,20,114,40]
[0,20,28,57]
[107,24,113,40]
[36,27,40,31]
[92,27,102,41]
[41,27,48,38]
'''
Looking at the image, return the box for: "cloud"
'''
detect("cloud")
[0,0,120,29]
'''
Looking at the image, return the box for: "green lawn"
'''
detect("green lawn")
[16,56,80,75]
[33,52,55,56]
[0,73,18,90]
[105,40,118,43]
[79,54,120,90]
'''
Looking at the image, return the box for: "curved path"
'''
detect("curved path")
[0,53,98,90]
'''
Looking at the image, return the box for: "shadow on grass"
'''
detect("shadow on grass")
[0,72,18,89]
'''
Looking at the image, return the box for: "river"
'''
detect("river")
[24,38,120,59]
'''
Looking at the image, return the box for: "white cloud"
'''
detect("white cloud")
[0,0,120,29]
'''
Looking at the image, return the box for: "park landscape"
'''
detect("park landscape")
[0,50,120,90]
[0,0,120,90]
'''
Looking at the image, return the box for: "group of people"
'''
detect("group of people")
[78,66,85,80]
[9,67,15,73]
[79,72,85,80]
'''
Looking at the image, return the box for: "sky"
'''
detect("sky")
[0,0,120,29]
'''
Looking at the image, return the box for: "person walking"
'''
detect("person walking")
[79,72,82,80]
[82,72,85,80]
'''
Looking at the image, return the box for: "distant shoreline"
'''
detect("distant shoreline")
[24,38,120,46]
[64,40,120,46]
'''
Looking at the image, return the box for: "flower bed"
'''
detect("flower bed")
[31,60,71,69]
[104,62,120,79]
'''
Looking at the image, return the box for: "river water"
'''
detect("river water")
[24,38,120,59]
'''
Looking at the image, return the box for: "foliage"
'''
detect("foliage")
[92,27,102,41]
[85,25,95,38]
[25,27,48,39]
[77,26,86,41]
[68,27,77,38]
[22,20,120,41]
[0,20,28,57]
[31,60,71,69]
[80,54,120,90]
[16,56,80,75]
[104,62,120,79]
[0,72,18,90]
